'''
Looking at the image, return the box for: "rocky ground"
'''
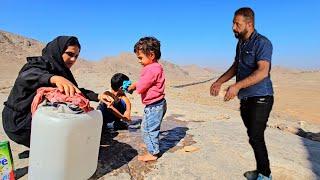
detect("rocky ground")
[1,30,320,179]
[1,76,320,179]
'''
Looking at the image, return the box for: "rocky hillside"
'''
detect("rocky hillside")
[0,30,44,60]
[0,30,213,88]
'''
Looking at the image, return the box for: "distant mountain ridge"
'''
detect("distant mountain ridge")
[0,30,215,85]
[0,30,44,61]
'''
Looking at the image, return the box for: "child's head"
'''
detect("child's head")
[111,73,129,93]
[134,36,161,66]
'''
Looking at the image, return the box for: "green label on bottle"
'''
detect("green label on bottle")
[0,141,15,180]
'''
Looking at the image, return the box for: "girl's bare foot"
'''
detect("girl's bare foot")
[138,152,158,162]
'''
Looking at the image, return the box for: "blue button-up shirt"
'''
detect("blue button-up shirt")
[235,30,274,99]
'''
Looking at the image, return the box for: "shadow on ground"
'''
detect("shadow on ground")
[89,130,138,179]
[14,166,28,179]
[269,123,320,178]
[90,115,193,179]
[302,131,320,178]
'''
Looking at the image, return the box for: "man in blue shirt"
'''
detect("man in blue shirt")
[210,7,274,180]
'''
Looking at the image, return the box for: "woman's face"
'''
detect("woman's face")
[62,45,80,69]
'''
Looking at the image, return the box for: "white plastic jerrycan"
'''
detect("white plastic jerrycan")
[28,106,102,180]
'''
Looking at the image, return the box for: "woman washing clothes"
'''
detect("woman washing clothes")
[2,36,113,148]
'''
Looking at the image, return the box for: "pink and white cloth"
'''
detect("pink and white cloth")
[31,87,93,115]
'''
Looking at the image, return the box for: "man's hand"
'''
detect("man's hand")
[50,75,81,96]
[210,81,222,96]
[224,84,240,101]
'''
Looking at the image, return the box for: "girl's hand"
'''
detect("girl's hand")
[127,82,137,94]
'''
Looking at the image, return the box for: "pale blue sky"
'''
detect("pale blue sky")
[1,0,319,69]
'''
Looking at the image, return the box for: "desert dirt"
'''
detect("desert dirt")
[0,30,319,179]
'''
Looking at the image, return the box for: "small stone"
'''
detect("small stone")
[183,146,200,152]
[276,123,287,130]
[284,126,299,134]
[215,114,230,120]
[298,121,306,128]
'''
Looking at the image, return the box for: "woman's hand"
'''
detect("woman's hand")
[98,92,115,108]
[50,75,81,96]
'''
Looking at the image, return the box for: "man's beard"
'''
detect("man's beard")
[234,29,248,40]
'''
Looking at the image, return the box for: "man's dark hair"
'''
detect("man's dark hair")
[111,73,129,91]
[134,36,161,60]
[235,7,255,25]
[64,36,81,51]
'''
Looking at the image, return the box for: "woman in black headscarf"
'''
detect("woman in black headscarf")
[2,36,112,147]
